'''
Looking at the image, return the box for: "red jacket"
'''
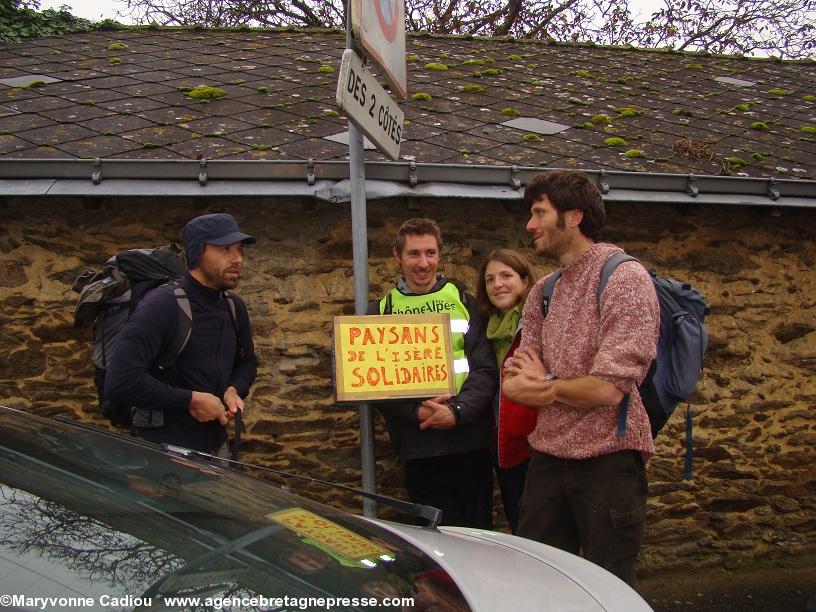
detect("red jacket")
[495,333,539,468]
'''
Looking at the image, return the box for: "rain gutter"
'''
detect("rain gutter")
[0,159,814,208]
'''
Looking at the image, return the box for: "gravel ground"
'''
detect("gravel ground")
[637,562,816,612]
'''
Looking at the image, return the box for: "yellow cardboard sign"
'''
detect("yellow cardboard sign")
[267,508,387,561]
[332,314,456,402]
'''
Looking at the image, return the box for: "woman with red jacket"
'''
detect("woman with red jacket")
[476,249,538,533]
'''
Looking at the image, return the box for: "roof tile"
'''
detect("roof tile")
[0,29,813,179]
[15,122,98,146]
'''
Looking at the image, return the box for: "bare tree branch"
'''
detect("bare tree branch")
[495,0,523,36]
[119,0,816,59]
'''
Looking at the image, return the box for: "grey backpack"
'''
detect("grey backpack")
[73,245,190,427]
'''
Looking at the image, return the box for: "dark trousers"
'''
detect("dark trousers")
[494,456,529,534]
[404,447,494,530]
[517,448,647,586]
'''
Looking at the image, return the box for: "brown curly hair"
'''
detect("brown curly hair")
[523,170,606,241]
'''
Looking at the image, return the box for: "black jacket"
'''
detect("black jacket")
[368,277,497,460]
[105,273,257,452]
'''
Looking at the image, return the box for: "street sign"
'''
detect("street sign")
[336,49,404,161]
[351,0,407,99]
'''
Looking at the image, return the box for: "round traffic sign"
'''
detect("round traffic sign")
[374,0,399,42]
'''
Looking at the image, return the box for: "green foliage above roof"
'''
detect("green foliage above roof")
[0,1,120,44]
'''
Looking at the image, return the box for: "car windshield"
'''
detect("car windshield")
[0,408,469,611]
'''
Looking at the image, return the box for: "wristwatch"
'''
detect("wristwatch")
[450,404,463,425]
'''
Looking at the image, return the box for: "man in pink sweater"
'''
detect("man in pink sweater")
[503,170,659,586]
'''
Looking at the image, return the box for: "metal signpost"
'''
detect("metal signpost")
[340,0,407,518]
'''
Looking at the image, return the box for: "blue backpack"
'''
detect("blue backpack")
[542,253,709,479]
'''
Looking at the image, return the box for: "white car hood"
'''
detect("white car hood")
[364,518,652,612]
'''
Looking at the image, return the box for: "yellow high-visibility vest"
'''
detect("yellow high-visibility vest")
[379,282,470,392]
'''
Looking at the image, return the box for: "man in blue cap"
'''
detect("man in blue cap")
[106,213,258,455]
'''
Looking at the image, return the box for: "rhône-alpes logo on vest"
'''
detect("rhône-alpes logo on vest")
[390,298,458,315]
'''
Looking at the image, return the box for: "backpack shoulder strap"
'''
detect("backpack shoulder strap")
[155,282,192,371]
[223,291,245,358]
[224,291,238,324]
[540,270,562,318]
[222,290,246,461]
[596,252,645,438]
[596,253,641,315]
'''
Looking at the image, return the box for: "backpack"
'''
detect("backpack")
[542,252,709,479]
[73,244,245,460]
[73,244,191,427]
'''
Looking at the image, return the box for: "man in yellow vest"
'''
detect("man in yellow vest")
[369,218,497,528]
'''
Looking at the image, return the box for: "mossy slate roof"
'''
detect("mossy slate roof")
[1,29,815,179]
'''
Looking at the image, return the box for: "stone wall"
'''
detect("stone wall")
[1,195,814,576]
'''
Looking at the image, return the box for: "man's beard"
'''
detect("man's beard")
[203,267,239,291]
[532,213,569,258]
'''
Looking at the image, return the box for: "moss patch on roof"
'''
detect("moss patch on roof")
[186,86,227,100]
[605,137,628,147]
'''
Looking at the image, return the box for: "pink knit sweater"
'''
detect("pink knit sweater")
[519,243,659,460]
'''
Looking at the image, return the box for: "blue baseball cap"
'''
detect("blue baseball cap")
[182,213,255,268]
